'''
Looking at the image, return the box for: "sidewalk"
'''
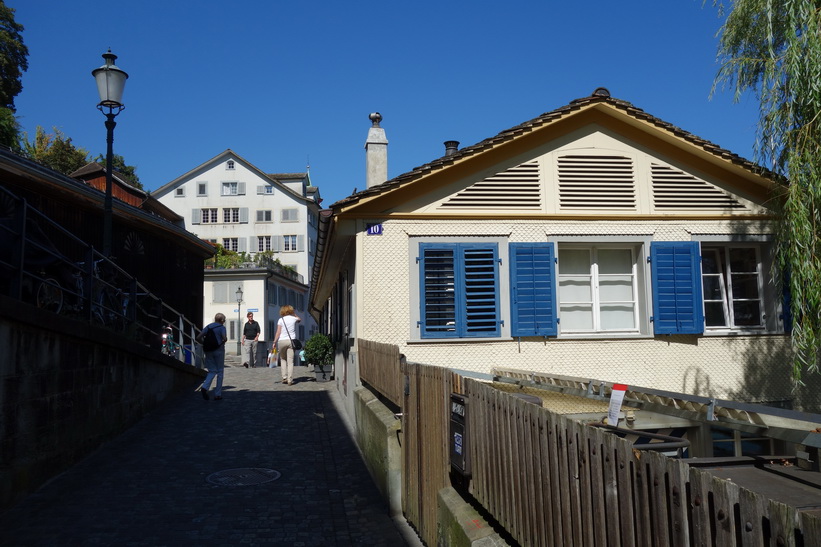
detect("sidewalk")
[0,353,420,546]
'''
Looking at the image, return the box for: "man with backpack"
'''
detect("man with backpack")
[196,313,228,400]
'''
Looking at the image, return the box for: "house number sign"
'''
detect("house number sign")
[366,223,383,235]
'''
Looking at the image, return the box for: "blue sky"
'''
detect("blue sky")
[12,1,759,206]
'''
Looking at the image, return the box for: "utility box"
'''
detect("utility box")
[450,393,470,477]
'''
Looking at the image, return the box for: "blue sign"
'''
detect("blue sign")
[366,223,383,235]
[248,308,259,312]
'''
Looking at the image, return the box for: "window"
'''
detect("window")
[418,243,500,338]
[197,182,207,196]
[227,160,235,170]
[201,208,218,223]
[283,235,297,251]
[258,235,272,252]
[308,211,317,227]
[701,245,763,329]
[256,210,272,222]
[221,181,245,196]
[175,187,185,197]
[558,246,639,333]
[712,426,773,457]
[281,208,298,222]
[224,208,240,223]
[223,238,238,251]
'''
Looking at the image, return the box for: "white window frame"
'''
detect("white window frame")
[256,210,273,223]
[224,208,240,223]
[258,235,272,252]
[227,160,235,170]
[201,208,218,224]
[283,235,298,251]
[223,237,238,251]
[175,187,185,197]
[281,208,299,222]
[557,244,641,335]
[197,182,207,197]
[700,243,766,331]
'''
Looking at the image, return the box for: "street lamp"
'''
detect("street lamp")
[91,49,128,257]
[236,286,243,356]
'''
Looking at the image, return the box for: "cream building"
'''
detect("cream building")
[311,90,821,415]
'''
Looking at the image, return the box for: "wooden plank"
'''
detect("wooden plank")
[798,509,821,547]
[646,450,672,546]
[546,410,565,546]
[614,435,637,547]
[688,468,714,547]
[556,416,574,545]
[632,450,653,547]
[767,499,796,547]
[665,457,689,547]
[528,405,548,547]
[587,427,618,546]
[576,425,596,547]
[566,423,583,547]
[711,475,740,547]
[538,407,557,547]
[737,485,767,547]
[601,431,625,546]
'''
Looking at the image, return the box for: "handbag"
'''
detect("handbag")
[284,320,302,350]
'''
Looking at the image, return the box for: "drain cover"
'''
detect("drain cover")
[206,468,281,486]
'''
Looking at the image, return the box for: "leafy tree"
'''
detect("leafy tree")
[0,106,20,151]
[714,1,821,380]
[0,1,28,110]
[93,152,142,189]
[23,126,90,175]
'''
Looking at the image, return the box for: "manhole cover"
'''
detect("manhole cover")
[206,468,281,486]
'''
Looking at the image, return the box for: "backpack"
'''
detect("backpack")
[199,326,220,352]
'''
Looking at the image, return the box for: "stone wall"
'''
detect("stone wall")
[0,295,205,510]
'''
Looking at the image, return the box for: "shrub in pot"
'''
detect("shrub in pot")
[303,333,334,380]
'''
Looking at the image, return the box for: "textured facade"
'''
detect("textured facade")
[312,90,818,413]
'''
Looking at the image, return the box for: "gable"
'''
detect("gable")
[412,128,768,216]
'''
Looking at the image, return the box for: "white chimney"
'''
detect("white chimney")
[365,112,388,188]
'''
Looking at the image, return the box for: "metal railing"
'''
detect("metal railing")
[0,184,204,368]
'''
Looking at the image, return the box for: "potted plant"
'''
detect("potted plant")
[303,333,334,381]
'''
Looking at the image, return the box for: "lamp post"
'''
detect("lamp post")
[236,286,243,356]
[91,49,128,257]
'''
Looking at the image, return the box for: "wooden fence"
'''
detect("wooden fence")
[358,339,403,406]
[357,340,821,546]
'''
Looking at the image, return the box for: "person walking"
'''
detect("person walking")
[273,305,301,385]
[241,312,261,368]
[196,312,228,400]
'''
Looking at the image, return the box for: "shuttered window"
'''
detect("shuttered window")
[650,242,704,335]
[510,243,557,337]
[418,243,500,338]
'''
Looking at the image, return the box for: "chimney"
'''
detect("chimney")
[444,140,459,156]
[365,112,388,189]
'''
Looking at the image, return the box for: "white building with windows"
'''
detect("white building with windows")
[154,149,321,339]
[311,91,821,416]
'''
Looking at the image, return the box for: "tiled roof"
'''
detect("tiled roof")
[330,88,772,210]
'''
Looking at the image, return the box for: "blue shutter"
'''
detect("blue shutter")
[650,242,704,335]
[510,243,557,337]
[419,243,499,338]
[461,244,501,337]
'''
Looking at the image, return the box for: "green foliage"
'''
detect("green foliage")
[93,152,142,189]
[303,333,334,366]
[0,106,21,151]
[714,0,821,380]
[0,1,28,110]
[23,126,90,175]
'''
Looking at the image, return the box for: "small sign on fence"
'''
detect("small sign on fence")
[607,383,628,426]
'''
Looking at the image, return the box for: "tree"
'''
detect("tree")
[93,153,142,189]
[714,1,821,380]
[23,126,90,175]
[0,1,28,110]
[0,106,20,151]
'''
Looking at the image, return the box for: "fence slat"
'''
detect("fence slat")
[647,451,672,547]
[586,427,608,547]
[737,484,767,547]
[712,474,740,546]
[666,456,689,547]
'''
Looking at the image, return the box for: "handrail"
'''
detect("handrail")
[0,184,204,368]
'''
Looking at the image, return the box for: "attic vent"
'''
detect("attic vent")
[651,164,746,210]
[557,155,636,209]
[439,160,541,209]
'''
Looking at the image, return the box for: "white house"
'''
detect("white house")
[155,149,321,337]
[310,89,821,416]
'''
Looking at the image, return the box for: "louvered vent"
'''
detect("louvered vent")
[439,160,541,209]
[651,164,746,210]
[557,155,636,209]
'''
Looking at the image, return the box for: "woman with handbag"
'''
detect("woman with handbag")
[273,304,302,385]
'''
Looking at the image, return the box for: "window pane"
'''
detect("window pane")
[729,248,757,272]
[559,276,592,301]
[597,249,632,274]
[423,248,456,333]
[731,274,760,300]
[559,249,591,274]
[702,276,723,299]
[600,305,635,330]
[560,304,593,330]
[704,302,727,327]
[701,250,722,274]
[733,301,761,326]
[599,275,633,301]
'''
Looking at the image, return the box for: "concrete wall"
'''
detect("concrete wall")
[0,295,205,510]
[352,386,401,516]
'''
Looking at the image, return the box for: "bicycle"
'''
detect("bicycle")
[161,325,180,358]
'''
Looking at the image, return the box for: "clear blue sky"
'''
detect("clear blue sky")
[12,0,759,206]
